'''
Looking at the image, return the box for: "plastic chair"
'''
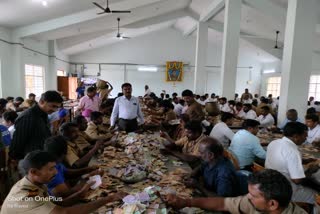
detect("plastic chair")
[251,162,265,172]
[224,150,240,170]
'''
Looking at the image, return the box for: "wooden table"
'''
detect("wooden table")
[256,132,283,146]
[299,144,320,163]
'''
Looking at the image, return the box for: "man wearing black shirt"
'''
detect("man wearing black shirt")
[9,91,63,161]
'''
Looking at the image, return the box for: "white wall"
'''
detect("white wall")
[0,27,13,97]
[54,41,70,73]
[0,30,71,97]
[23,38,50,96]
[70,28,262,97]
[261,60,282,96]
[261,55,320,97]
[312,54,320,74]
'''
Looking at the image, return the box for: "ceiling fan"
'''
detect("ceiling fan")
[93,0,131,15]
[116,18,130,39]
[274,30,282,49]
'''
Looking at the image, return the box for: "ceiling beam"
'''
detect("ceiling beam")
[183,25,197,37]
[199,0,225,22]
[207,20,224,33]
[207,19,283,59]
[124,9,189,29]
[184,0,225,37]
[58,8,189,50]
[57,29,115,50]
[244,0,320,34]
[13,0,162,38]
[243,36,283,59]
[243,0,286,23]
[185,8,200,20]
[207,20,260,38]
[64,22,174,55]
[34,0,190,40]
[243,0,320,40]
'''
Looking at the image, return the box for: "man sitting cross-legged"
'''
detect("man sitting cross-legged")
[60,122,104,168]
[266,122,317,205]
[85,111,112,141]
[160,120,206,167]
[1,150,126,214]
[184,137,243,197]
[44,136,103,205]
[229,119,266,171]
[209,112,234,148]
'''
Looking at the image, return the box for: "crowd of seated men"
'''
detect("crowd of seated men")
[0,84,319,213]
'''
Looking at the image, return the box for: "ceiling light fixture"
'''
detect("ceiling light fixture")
[42,1,48,7]
[263,69,276,74]
[138,67,158,72]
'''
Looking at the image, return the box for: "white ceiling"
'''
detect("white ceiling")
[214,4,285,42]
[0,0,320,62]
[0,0,94,27]
[268,0,288,8]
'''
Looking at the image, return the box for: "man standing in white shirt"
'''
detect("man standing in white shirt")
[110,83,144,132]
[265,122,316,204]
[237,104,257,120]
[256,106,274,128]
[219,97,232,113]
[308,96,315,107]
[305,114,320,144]
[209,112,234,148]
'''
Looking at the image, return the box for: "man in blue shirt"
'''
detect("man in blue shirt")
[76,82,85,99]
[0,125,11,146]
[229,119,266,171]
[185,137,241,197]
[44,136,102,204]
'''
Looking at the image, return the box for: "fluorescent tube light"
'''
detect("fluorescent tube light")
[263,69,275,74]
[138,67,158,72]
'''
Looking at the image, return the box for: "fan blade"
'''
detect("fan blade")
[122,36,131,39]
[97,12,106,15]
[93,2,106,11]
[111,10,131,13]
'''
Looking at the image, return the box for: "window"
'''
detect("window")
[266,77,281,97]
[308,75,320,100]
[25,64,44,97]
[57,69,66,76]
